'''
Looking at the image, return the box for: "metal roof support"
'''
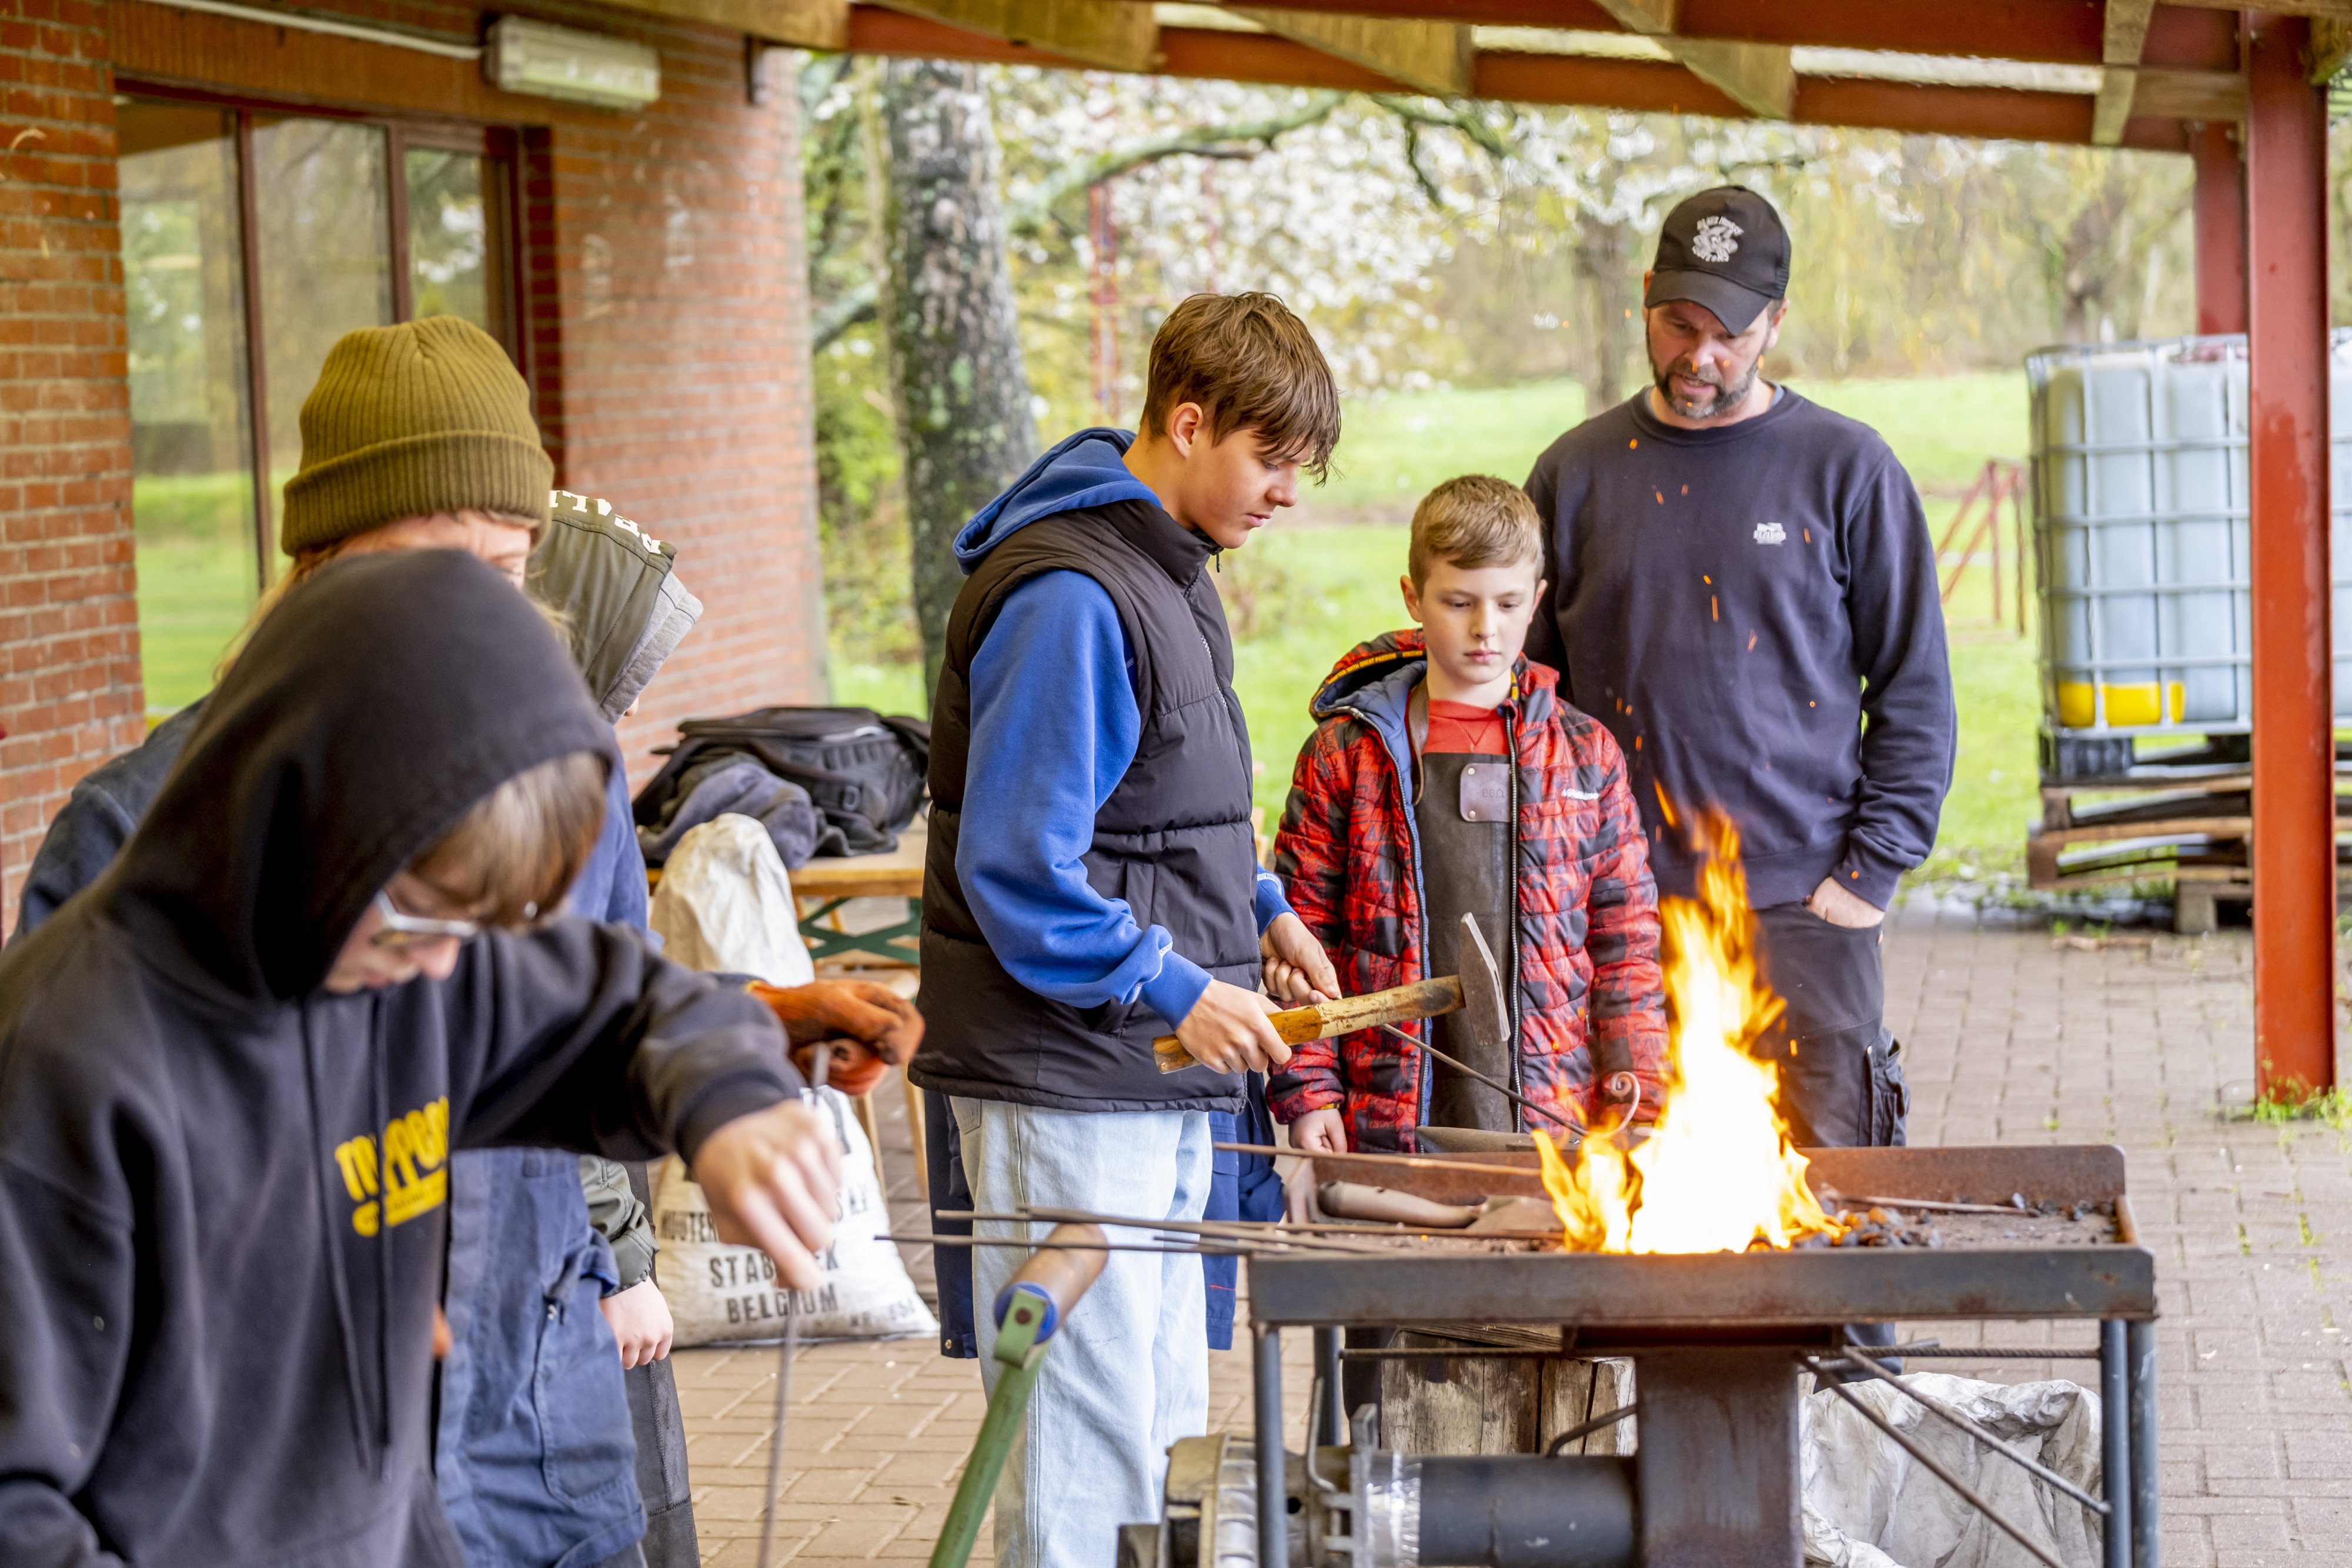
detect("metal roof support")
[2191,119,2247,335]
[2244,11,2337,1102]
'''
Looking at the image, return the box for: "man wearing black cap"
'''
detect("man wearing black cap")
[1524,185,1955,1155]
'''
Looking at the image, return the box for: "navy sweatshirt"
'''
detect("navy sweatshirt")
[1523,389,1954,911]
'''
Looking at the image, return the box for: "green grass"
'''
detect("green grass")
[134,535,256,712]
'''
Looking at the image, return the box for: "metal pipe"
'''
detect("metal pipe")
[2128,1319,2161,1567]
[1313,1327,1344,1446]
[2102,1320,2133,1568]
[1412,1456,1638,1568]
[1255,1324,1288,1568]
[1800,1356,2067,1568]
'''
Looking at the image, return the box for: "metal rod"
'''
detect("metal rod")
[758,1047,830,1568]
[882,1233,1248,1256]
[1341,1347,1568,1360]
[2127,1319,2160,1567]
[1799,1356,2068,1568]
[1375,1021,1586,1136]
[1885,1346,2103,1361]
[1212,1144,1537,1180]
[2102,1320,2133,1568]
[1816,1192,2033,1216]
[1544,1400,1639,1456]
[1020,1206,1403,1256]
[1834,1343,2109,1515]
[1255,1325,1288,1568]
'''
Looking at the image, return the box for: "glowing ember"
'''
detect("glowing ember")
[1535,813,1836,1254]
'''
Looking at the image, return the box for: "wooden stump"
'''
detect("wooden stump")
[1378,1328,1636,1456]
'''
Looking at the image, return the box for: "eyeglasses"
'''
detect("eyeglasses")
[368,888,483,951]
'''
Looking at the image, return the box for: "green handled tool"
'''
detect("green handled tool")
[928,1223,1111,1568]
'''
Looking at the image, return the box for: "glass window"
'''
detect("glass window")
[118,101,259,715]
[406,146,505,342]
[250,115,395,548]
[112,94,517,713]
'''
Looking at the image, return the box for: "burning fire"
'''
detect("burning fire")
[1535,814,1836,1253]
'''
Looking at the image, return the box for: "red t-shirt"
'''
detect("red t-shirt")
[1424,698,1507,755]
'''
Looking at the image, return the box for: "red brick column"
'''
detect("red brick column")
[0,0,136,934]
[518,19,827,782]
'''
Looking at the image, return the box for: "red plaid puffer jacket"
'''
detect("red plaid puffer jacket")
[1269,630,1668,1152]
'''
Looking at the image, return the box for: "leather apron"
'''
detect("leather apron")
[1410,688,1518,1131]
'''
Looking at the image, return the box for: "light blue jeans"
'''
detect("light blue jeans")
[950,1098,1213,1568]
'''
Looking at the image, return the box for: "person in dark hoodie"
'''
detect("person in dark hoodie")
[5,318,920,1568]
[908,292,1342,1568]
[0,547,843,1568]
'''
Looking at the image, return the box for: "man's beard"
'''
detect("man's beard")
[1651,349,1760,421]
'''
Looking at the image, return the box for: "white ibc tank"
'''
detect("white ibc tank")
[2029,332,2352,737]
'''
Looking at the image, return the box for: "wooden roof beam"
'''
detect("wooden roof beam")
[598,0,848,45]
[1226,9,1473,95]
[1585,0,1793,117]
[863,0,1158,68]
[2092,0,2157,145]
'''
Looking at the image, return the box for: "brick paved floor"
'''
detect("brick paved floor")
[677,899,2352,1566]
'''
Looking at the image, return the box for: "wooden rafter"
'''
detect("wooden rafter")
[866,0,1157,69]
[628,0,847,45]
[1582,0,1793,118]
[834,3,2213,150]
[1228,10,1472,96]
[2159,0,2351,16]
[2092,0,2157,146]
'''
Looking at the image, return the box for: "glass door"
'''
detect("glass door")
[114,93,519,714]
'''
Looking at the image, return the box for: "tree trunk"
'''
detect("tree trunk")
[871,59,1038,703]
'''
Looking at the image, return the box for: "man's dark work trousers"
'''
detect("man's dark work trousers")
[1748,902,1909,1368]
[1748,903,1909,1151]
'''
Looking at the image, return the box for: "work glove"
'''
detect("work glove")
[749,978,923,1098]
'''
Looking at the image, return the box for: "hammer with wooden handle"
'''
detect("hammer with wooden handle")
[1152,911,1508,1074]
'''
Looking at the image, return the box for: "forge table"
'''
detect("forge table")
[1243,1145,2159,1568]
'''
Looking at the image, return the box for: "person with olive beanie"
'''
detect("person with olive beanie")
[11,317,691,1568]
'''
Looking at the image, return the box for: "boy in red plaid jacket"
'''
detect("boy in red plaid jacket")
[1267,476,1668,1153]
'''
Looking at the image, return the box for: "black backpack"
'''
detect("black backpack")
[634,706,931,858]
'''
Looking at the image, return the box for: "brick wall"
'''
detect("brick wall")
[0,0,825,926]
[0,0,138,929]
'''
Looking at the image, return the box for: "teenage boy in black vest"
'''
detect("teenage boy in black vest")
[911,292,1342,1568]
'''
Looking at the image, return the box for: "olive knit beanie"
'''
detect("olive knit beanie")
[279,316,553,557]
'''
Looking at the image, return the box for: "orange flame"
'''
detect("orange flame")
[1535,813,1836,1253]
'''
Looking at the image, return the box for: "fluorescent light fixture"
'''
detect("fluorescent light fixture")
[487,16,660,109]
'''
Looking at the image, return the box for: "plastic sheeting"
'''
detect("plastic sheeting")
[1803,1373,2103,1568]
[647,813,816,986]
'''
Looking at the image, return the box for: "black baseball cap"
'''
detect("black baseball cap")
[1645,186,1790,334]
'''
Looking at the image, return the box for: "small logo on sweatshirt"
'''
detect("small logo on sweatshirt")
[1754,520,1786,545]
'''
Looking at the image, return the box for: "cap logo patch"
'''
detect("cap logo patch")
[1692,215,1742,264]
[1754,520,1786,545]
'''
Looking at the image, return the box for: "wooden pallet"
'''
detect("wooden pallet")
[2026,760,2352,931]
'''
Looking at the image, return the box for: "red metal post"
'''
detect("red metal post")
[2245,12,2337,1100]
[2190,118,2249,336]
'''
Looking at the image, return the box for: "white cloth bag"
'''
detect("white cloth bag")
[652,1091,936,1346]
[1803,1372,2103,1568]
[644,811,933,1344]
[647,813,816,985]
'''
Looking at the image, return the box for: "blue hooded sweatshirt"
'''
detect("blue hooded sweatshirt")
[924,429,1285,1354]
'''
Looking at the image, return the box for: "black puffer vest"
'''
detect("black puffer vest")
[913,500,1261,1112]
